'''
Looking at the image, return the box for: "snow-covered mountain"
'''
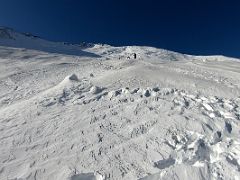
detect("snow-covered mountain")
[0,28,240,180]
[0,27,97,57]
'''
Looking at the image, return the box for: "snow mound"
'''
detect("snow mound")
[37,75,107,107]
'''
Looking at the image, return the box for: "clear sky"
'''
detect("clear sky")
[0,0,240,57]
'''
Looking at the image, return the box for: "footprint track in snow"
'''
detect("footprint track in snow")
[1,74,240,180]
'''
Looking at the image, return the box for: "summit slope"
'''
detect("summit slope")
[0,29,240,180]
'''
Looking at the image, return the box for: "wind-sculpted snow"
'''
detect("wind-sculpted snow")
[0,33,240,179]
[0,73,239,180]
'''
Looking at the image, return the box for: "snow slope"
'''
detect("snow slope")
[0,28,240,180]
[0,27,98,57]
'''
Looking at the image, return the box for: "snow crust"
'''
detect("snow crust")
[0,28,240,180]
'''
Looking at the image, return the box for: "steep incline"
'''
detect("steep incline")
[0,28,240,180]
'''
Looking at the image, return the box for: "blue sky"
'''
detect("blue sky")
[0,0,240,57]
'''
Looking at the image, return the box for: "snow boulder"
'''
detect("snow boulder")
[68,74,79,81]
[90,86,103,94]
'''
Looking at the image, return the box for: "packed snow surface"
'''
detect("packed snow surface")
[0,27,240,180]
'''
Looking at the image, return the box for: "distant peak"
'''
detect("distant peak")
[0,26,15,40]
[0,26,14,31]
[0,26,96,48]
[0,26,42,41]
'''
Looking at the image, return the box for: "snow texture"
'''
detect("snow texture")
[0,27,240,180]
